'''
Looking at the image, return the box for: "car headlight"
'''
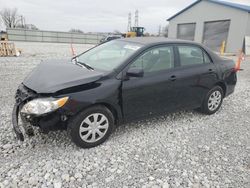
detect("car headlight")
[21,97,69,115]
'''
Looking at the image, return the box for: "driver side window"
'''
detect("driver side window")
[130,46,174,75]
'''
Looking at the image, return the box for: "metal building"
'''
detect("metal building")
[167,0,250,53]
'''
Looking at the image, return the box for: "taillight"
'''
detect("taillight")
[234,62,240,72]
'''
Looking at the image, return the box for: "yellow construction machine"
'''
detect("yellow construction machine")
[125,27,145,38]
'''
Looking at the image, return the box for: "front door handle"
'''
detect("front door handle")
[169,75,177,81]
[208,69,215,73]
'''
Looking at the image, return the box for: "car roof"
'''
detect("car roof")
[117,37,221,62]
[118,37,200,46]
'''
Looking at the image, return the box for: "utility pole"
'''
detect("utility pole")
[127,12,131,32]
[158,25,162,36]
[20,15,26,28]
[21,15,24,28]
[135,10,139,27]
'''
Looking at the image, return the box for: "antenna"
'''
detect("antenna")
[135,10,139,27]
[127,12,132,32]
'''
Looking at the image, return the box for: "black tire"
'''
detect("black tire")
[67,105,115,148]
[200,86,224,115]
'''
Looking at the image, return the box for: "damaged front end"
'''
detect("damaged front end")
[12,84,37,141]
[12,84,69,141]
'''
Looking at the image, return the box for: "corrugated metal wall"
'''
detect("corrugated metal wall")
[7,29,106,44]
[168,0,249,53]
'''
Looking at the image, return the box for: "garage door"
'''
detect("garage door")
[202,20,230,52]
[177,23,196,41]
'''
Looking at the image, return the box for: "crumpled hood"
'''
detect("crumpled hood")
[23,59,103,94]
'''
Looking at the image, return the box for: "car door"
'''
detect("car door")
[121,45,178,120]
[173,45,218,109]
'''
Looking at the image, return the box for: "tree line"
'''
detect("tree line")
[0,8,38,30]
[0,8,83,33]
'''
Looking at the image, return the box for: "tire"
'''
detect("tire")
[200,86,224,115]
[67,105,115,148]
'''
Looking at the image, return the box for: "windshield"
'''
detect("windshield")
[77,40,142,71]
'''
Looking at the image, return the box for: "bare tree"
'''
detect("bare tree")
[0,19,3,31]
[0,8,21,28]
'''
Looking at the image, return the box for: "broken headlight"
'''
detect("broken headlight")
[21,97,69,115]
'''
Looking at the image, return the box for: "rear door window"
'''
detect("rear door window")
[177,45,211,66]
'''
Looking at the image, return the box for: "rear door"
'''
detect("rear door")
[173,45,218,109]
[121,45,178,120]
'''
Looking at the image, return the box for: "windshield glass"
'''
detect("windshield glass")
[78,40,142,71]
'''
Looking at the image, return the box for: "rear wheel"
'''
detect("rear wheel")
[200,86,224,115]
[67,105,115,148]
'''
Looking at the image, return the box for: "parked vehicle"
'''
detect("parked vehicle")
[12,37,237,148]
[100,35,122,44]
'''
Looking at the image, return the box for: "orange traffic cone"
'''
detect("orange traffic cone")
[70,43,76,56]
[234,50,245,72]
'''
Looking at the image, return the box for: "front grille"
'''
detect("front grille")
[15,84,36,104]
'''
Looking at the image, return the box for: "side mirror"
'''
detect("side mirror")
[126,67,144,78]
[71,56,78,62]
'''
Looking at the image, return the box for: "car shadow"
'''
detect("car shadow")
[19,109,203,149]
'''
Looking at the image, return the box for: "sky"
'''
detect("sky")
[0,0,250,34]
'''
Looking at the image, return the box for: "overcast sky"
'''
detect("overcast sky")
[0,0,250,33]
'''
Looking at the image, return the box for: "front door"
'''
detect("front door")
[121,45,178,120]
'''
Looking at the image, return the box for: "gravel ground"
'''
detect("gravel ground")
[0,42,249,188]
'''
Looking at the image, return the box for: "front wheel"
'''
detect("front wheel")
[200,86,224,115]
[67,105,115,148]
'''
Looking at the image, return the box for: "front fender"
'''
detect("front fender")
[60,79,123,121]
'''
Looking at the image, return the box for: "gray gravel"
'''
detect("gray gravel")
[0,42,250,188]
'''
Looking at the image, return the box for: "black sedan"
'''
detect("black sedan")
[13,37,237,148]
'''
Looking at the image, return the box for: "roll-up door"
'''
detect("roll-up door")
[177,23,196,41]
[203,20,230,52]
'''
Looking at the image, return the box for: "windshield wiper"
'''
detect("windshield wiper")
[76,61,94,70]
[72,57,94,70]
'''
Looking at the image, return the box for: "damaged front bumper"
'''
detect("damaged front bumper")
[12,101,68,141]
[12,102,37,141]
[12,103,25,141]
[12,84,36,141]
[12,84,68,141]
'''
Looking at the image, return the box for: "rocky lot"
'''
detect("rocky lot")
[0,42,249,188]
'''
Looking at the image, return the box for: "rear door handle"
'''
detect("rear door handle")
[169,75,177,81]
